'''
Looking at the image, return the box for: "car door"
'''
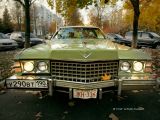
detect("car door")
[138,32,154,47]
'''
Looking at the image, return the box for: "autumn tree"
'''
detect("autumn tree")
[13,0,36,48]
[11,1,23,31]
[88,0,107,28]
[48,21,56,33]
[139,0,160,33]
[47,0,83,26]
[2,7,13,33]
[67,9,83,26]
[30,3,39,35]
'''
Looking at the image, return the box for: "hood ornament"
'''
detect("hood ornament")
[81,52,92,59]
[82,41,87,47]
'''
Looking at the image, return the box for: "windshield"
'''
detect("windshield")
[0,33,7,39]
[53,27,105,40]
[149,32,160,38]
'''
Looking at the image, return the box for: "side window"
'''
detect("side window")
[125,32,132,39]
[142,33,149,38]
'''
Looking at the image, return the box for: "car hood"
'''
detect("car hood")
[15,39,151,61]
[0,39,16,43]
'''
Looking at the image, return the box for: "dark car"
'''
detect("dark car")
[106,33,131,46]
[10,32,44,47]
[125,31,160,49]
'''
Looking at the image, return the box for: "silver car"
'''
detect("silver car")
[0,33,18,50]
[10,32,44,47]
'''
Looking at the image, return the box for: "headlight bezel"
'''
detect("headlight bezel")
[120,61,131,72]
[133,61,144,72]
[37,61,49,73]
[21,60,50,74]
[22,61,35,73]
[120,60,150,73]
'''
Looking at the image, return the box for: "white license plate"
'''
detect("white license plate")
[73,89,97,99]
[6,80,48,88]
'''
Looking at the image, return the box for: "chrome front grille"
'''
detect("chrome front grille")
[51,61,119,83]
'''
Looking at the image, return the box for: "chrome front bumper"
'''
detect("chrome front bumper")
[6,75,159,98]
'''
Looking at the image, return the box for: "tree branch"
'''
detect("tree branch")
[29,0,36,6]
[13,0,25,8]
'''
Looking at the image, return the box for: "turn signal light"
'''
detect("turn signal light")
[12,62,21,73]
[144,62,153,73]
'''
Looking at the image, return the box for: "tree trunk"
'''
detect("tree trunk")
[24,0,30,48]
[130,0,140,48]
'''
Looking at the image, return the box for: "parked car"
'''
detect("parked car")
[106,33,131,46]
[5,33,11,39]
[125,31,160,49]
[10,32,44,47]
[0,32,18,50]
[6,26,158,99]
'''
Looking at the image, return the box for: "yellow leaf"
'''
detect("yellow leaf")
[101,73,111,80]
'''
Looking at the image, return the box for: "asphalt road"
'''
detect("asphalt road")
[0,89,160,120]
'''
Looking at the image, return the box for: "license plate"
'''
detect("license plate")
[6,80,48,88]
[73,89,97,99]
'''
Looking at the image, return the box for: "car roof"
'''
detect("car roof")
[59,26,99,29]
[126,31,145,33]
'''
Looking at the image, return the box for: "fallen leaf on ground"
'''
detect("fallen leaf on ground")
[117,96,125,101]
[35,112,42,118]
[17,101,22,104]
[109,113,119,120]
[132,90,139,93]
[63,111,68,114]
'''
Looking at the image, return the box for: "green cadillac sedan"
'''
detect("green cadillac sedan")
[6,26,158,99]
